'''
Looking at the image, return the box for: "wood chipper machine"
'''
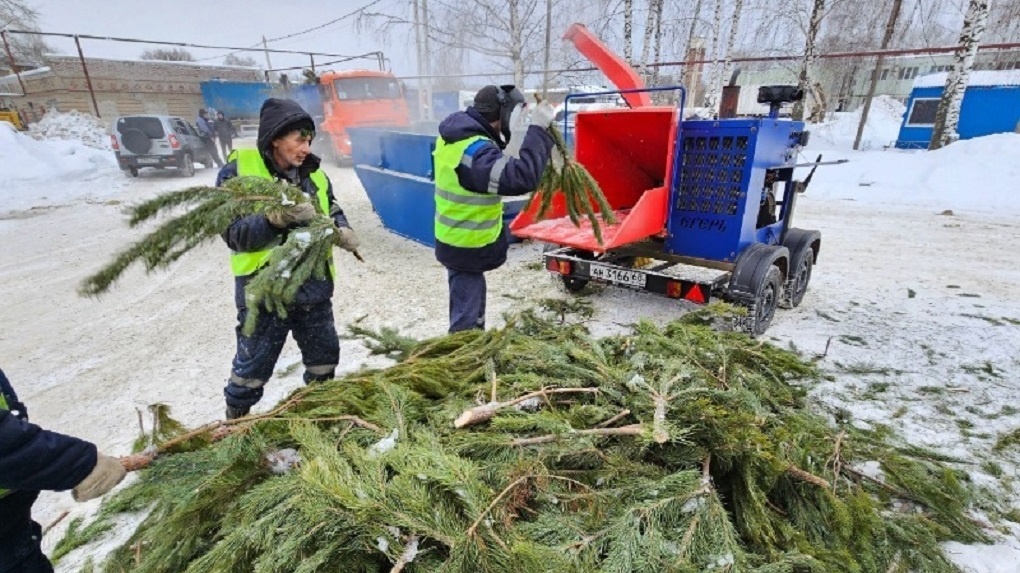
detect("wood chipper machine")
[511,24,843,336]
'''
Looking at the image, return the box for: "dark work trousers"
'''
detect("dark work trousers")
[219,137,233,159]
[224,301,340,410]
[447,268,486,333]
[0,491,54,573]
[203,136,224,167]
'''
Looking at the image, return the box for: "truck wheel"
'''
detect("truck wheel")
[739,266,783,337]
[780,249,814,309]
[179,153,195,177]
[127,166,139,178]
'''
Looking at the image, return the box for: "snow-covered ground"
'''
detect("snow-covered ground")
[1,109,1018,572]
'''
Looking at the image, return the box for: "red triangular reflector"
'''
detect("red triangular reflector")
[686,284,706,304]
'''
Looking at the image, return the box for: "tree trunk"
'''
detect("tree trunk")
[684,0,705,106]
[930,0,990,150]
[703,0,724,110]
[651,0,664,88]
[793,0,825,121]
[543,0,552,95]
[510,0,525,87]
[853,0,902,150]
[639,0,658,81]
[624,0,634,64]
[717,0,745,113]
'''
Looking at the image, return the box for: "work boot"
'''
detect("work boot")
[225,405,250,420]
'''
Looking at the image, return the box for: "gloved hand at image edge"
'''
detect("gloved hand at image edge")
[335,226,360,252]
[71,453,127,502]
[266,202,317,228]
[529,101,556,129]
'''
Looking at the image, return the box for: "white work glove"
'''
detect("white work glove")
[335,226,360,252]
[266,203,316,228]
[529,101,556,129]
[72,453,127,502]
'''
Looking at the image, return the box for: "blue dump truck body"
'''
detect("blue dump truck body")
[200,81,324,121]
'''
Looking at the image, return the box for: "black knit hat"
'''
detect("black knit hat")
[473,85,502,122]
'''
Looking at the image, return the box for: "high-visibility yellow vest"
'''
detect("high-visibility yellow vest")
[433,135,504,248]
[227,149,332,277]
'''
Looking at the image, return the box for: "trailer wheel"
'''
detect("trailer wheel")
[780,249,814,309]
[561,276,589,293]
[740,266,783,337]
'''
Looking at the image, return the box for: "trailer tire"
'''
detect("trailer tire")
[780,249,813,309]
[562,276,589,293]
[739,265,782,337]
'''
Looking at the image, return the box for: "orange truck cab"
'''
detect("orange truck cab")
[317,70,411,161]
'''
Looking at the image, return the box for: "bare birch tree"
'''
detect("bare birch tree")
[853,0,902,150]
[638,0,657,80]
[792,0,826,121]
[624,0,634,63]
[702,0,724,110]
[0,0,52,67]
[716,0,746,112]
[930,0,990,150]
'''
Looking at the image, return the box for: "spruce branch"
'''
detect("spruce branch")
[527,96,617,246]
[80,177,306,297]
[511,424,645,446]
[453,387,599,429]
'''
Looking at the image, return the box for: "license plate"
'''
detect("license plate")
[135,157,159,164]
[589,263,646,288]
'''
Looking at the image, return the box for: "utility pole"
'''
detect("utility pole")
[853,0,902,150]
[411,0,425,120]
[422,0,433,120]
[262,36,274,82]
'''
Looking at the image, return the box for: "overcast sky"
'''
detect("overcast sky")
[28,0,417,76]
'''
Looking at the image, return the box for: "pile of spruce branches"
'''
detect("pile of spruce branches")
[80,308,986,573]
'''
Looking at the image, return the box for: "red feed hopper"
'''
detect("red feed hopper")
[510,105,680,252]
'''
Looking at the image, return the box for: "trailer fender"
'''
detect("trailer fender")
[727,244,789,304]
[782,228,821,266]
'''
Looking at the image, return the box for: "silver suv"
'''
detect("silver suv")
[110,115,215,177]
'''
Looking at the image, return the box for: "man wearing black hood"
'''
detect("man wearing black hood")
[434,85,557,332]
[216,98,359,420]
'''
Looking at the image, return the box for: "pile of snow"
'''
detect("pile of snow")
[808,132,1020,215]
[808,95,906,151]
[0,123,122,210]
[29,110,111,150]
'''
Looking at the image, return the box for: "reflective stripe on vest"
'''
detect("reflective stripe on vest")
[433,135,504,248]
[228,149,332,277]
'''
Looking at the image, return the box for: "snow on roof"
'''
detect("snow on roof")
[913,69,1020,89]
[0,66,52,82]
[41,53,256,70]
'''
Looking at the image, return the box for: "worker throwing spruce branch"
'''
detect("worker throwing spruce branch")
[433,85,557,333]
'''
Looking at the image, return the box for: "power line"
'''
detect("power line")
[196,0,386,62]
[263,0,385,44]
[3,29,381,61]
[393,41,1020,81]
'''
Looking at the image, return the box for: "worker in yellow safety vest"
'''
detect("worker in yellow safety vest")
[433,85,557,332]
[217,98,360,420]
[1,368,128,572]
